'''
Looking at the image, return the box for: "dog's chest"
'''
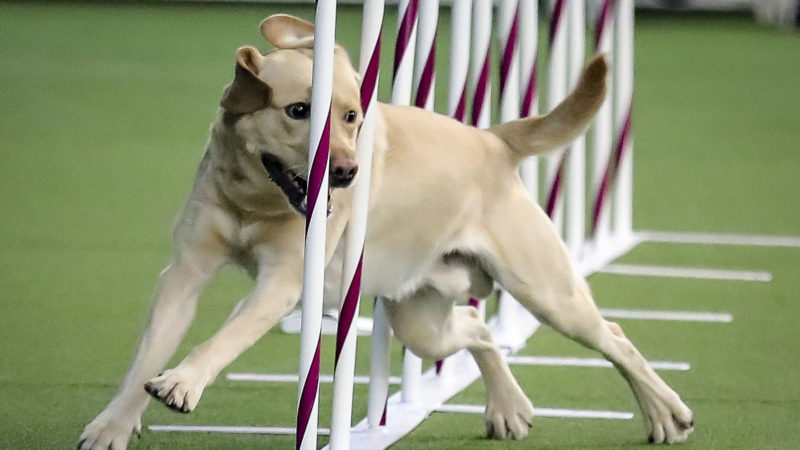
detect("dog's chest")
[230,244,259,278]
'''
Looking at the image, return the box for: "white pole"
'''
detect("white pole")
[613,0,634,241]
[498,0,520,124]
[565,0,585,258]
[367,298,391,427]
[329,1,384,447]
[495,0,524,342]
[448,0,472,122]
[470,0,493,129]
[393,0,424,406]
[414,0,439,110]
[392,0,419,106]
[545,0,568,229]
[433,0,471,376]
[518,0,539,201]
[296,1,336,449]
[590,0,614,251]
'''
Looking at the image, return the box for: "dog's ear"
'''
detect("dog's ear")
[260,14,315,49]
[220,46,272,115]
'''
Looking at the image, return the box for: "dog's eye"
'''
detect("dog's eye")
[344,110,358,124]
[285,103,310,120]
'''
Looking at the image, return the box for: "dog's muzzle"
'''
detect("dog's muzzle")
[260,153,331,216]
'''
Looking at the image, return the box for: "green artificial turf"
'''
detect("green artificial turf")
[1,2,799,449]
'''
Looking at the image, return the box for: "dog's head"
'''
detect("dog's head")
[219,14,363,216]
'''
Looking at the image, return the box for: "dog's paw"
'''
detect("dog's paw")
[78,407,141,450]
[641,391,694,444]
[484,385,534,440]
[144,368,206,413]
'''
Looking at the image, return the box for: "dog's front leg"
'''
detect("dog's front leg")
[78,251,224,450]
[144,265,303,413]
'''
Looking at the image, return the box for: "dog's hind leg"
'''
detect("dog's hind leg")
[384,288,534,440]
[78,245,225,450]
[483,187,694,444]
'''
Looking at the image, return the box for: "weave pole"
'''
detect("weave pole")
[367,297,391,427]
[613,0,634,240]
[413,0,443,375]
[392,0,419,105]
[590,0,615,247]
[498,0,520,125]
[414,0,438,110]
[391,0,425,406]
[544,0,568,229]
[470,0,492,129]
[518,0,539,200]
[296,1,336,449]
[448,0,471,122]
[495,0,528,339]
[329,1,384,447]
[433,0,470,375]
[564,0,586,257]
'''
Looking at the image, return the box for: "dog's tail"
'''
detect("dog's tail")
[488,54,607,159]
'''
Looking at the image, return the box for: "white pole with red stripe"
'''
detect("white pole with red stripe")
[495,0,528,340]
[392,0,419,106]
[432,0,470,376]
[296,1,336,449]
[565,0,586,257]
[414,0,438,111]
[448,0,471,122]
[590,0,615,249]
[498,0,520,125]
[329,1,384,447]
[392,0,424,406]
[404,0,439,400]
[468,0,492,325]
[367,297,390,429]
[613,0,634,241]
[544,0,568,230]
[518,0,539,201]
[470,0,492,130]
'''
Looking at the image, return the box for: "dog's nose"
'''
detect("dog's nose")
[330,159,358,188]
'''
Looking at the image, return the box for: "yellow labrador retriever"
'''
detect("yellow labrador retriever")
[78,14,693,449]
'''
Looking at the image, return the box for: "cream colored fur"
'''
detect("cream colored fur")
[78,14,693,450]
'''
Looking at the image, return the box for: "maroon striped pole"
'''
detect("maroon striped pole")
[448,0,471,123]
[590,0,615,241]
[470,0,492,129]
[498,0,520,124]
[612,0,634,239]
[414,0,438,111]
[392,0,419,104]
[296,1,336,448]
[369,0,420,424]
[393,0,426,405]
[565,0,586,256]
[435,0,471,375]
[329,1,384,447]
[544,0,568,226]
[518,0,539,200]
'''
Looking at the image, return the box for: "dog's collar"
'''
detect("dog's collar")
[260,153,331,217]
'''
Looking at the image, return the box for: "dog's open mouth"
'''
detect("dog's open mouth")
[260,153,331,216]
